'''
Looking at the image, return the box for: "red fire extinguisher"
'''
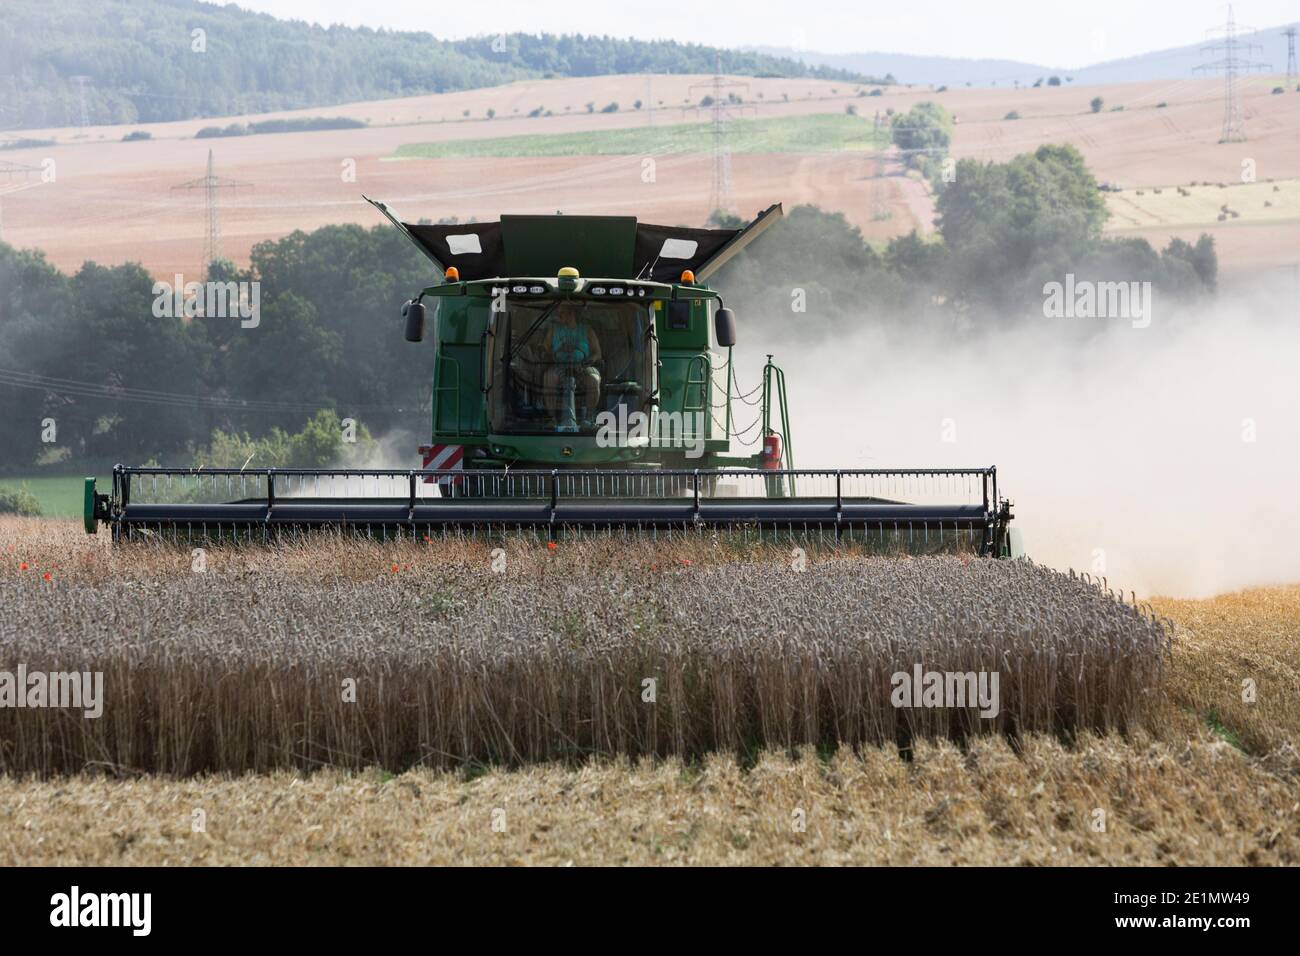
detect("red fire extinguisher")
[761,433,782,469]
[761,432,786,497]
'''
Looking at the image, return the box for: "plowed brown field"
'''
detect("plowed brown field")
[4,73,1298,278]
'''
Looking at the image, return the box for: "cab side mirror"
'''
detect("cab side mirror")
[403,300,427,342]
[714,307,737,348]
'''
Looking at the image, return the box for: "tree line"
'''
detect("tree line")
[714,109,1215,335]
[0,142,1215,471]
[716,146,1215,337]
[0,222,432,471]
[0,0,876,131]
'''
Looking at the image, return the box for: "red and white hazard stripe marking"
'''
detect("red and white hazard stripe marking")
[420,444,464,490]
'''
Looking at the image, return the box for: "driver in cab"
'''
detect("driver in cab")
[545,304,603,425]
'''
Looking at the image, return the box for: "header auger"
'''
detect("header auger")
[86,200,1019,555]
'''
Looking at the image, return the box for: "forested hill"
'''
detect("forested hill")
[0,0,877,130]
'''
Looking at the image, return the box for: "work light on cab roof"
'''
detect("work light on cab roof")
[83,198,1019,558]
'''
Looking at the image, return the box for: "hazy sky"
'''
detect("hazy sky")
[233,1,1296,67]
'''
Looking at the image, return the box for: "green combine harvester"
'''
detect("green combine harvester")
[85,200,1017,554]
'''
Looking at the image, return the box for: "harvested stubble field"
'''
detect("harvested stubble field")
[1,518,1297,865]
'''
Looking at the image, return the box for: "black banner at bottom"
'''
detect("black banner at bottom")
[0,865,1282,942]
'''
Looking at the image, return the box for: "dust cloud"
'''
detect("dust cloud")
[348,427,422,470]
[745,275,1300,598]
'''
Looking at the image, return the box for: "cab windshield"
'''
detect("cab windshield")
[490,298,653,434]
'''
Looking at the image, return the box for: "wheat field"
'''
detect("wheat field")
[0,518,1296,865]
[0,519,1170,774]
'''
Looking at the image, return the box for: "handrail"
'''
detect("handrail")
[762,358,794,472]
[681,354,711,443]
[724,346,734,440]
[113,465,999,479]
[760,356,795,494]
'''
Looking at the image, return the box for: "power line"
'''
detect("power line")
[0,159,41,182]
[69,76,92,128]
[688,54,754,221]
[0,74,18,130]
[872,111,891,222]
[0,159,43,242]
[0,367,410,414]
[171,149,250,274]
[1195,5,1269,143]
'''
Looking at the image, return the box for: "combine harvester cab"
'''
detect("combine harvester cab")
[85,200,1019,556]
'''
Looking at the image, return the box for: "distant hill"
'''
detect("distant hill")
[0,0,881,131]
[750,48,1049,88]
[755,22,1299,88]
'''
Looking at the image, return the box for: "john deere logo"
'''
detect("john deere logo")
[561,446,573,457]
